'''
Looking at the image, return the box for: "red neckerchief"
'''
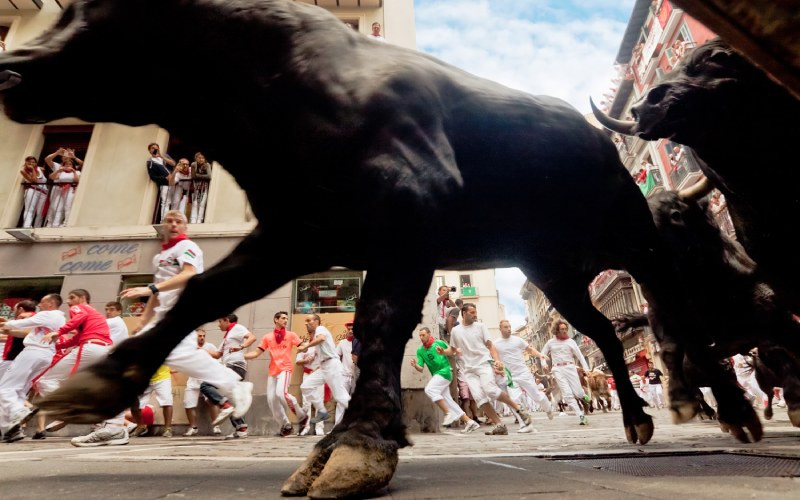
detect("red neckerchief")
[162,233,189,250]
[220,322,237,351]
[346,333,354,342]
[274,327,286,344]
[422,336,435,349]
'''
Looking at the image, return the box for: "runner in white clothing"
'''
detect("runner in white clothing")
[442,303,534,435]
[540,320,590,425]
[120,210,252,421]
[0,294,65,440]
[298,314,350,426]
[493,320,553,419]
[105,301,129,346]
[182,328,220,436]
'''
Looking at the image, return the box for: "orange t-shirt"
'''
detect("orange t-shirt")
[259,330,302,376]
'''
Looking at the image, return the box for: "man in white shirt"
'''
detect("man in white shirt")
[297,343,325,437]
[493,320,553,419]
[299,314,351,426]
[105,301,129,346]
[441,303,534,435]
[202,313,256,439]
[541,320,591,425]
[334,322,358,426]
[0,293,65,441]
[183,328,221,435]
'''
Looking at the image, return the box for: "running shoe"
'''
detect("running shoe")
[212,426,222,435]
[131,424,149,437]
[310,410,329,424]
[32,431,46,440]
[4,407,38,437]
[517,424,537,434]
[297,414,309,435]
[45,419,67,433]
[461,420,480,433]
[279,423,294,437]
[3,429,25,443]
[71,427,129,447]
[485,424,508,435]
[517,407,532,427]
[442,412,460,427]
[184,427,199,437]
[162,427,173,438]
[212,402,235,425]
[579,415,588,426]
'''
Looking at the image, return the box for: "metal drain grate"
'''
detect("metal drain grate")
[555,453,800,477]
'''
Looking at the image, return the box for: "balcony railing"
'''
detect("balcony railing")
[667,148,701,188]
[151,179,211,224]
[17,181,78,229]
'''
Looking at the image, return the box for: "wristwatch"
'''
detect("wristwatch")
[148,284,160,296]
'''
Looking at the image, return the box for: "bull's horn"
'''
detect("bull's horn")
[0,70,22,91]
[589,98,636,135]
[678,176,712,200]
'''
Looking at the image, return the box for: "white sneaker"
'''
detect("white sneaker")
[299,425,311,437]
[184,427,199,436]
[71,427,129,447]
[518,424,537,434]
[461,420,480,434]
[315,422,325,435]
[212,426,222,435]
[4,407,38,436]
[442,412,460,427]
[212,404,235,425]
[230,381,253,418]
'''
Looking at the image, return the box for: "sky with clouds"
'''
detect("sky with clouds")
[414,0,635,329]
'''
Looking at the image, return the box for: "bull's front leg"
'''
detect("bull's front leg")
[758,343,800,427]
[282,265,432,499]
[39,227,320,422]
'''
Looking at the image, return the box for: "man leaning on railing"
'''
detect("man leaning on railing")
[19,155,48,228]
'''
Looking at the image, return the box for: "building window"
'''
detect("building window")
[119,275,154,317]
[0,277,65,319]
[435,275,445,289]
[15,125,95,229]
[293,271,362,314]
[0,25,9,52]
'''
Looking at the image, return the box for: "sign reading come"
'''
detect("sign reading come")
[56,242,141,274]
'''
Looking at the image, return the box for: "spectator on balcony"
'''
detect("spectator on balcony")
[20,156,47,228]
[710,189,736,237]
[668,145,684,172]
[369,22,385,42]
[44,148,82,228]
[169,158,193,217]
[190,152,212,224]
[146,143,176,222]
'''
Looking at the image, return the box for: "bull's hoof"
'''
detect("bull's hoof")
[718,408,763,443]
[281,447,327,496]
[670,401,699,424]
[282,429,400,498]
[788,407,800,427]
[623,413,654,445]
[307,444,398,499]
[38,358,147,423]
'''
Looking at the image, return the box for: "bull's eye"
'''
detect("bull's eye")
[669,209,683,223]
[647,86,668,105]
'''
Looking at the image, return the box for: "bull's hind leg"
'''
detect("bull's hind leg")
[536,278,653,445]
[759,343,800,427]
[39,227,322,422]
[282,265,432,499]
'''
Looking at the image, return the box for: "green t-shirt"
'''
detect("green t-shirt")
[416,340,452,381]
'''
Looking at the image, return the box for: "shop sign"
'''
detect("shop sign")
[624,344,645,364]
[56,242,141,274]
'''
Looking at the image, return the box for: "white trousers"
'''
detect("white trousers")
[647,383,664,406]
[157,185,170,222]
[139,378,173,408]
[35,343,125,427]
[22,187,47,228]
[424,374,465,419]
[0,347,53,429]
[267,371,304,426]
[170,183,190,215]
[301,358,350,415]
[463,364,502,407]
[190,181,209,223]
[512,371,552,413]
[552,366,585,417]
[139,324,241,398]
[737,374,768,407]
[47,185,75,228]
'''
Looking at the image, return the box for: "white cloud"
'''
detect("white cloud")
[415,1,634,329]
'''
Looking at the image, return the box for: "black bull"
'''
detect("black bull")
[1,0,686,497]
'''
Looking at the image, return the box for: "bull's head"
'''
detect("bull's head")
[591,39,777,146]
[0,0,279,130]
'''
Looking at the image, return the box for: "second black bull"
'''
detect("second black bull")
[0,0,713,497]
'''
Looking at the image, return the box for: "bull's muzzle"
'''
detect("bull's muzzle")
[0,70,22,91]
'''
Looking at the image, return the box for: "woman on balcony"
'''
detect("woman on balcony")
[44,148,82,228]
[19,156,47,228]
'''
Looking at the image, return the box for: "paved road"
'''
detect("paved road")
[2,408,798,499]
